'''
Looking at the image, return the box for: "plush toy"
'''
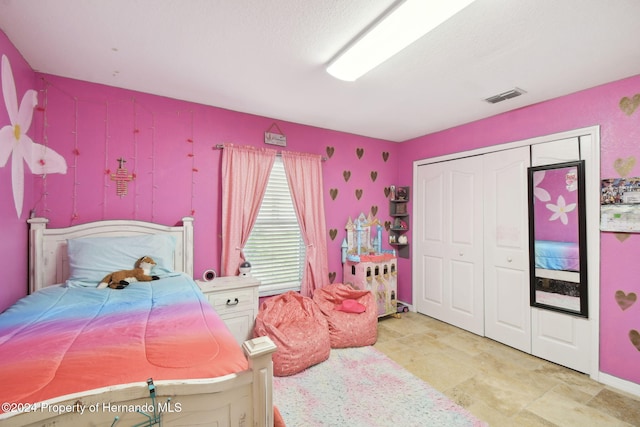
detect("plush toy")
[97,256,160,289]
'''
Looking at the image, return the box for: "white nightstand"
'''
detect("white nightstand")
[197,276,260,345]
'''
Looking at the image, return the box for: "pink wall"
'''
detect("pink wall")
[0,33,34,311]
[398,74,640,385]
[28,73,401,301]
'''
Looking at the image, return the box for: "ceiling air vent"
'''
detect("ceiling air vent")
[484,87,526,104]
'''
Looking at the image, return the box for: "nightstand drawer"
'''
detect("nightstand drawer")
[206,289,254,313]
[197,276,260,344]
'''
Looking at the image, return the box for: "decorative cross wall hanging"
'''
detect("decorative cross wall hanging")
[110,157,134,197]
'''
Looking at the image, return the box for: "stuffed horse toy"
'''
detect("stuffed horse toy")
[97,256,160,289]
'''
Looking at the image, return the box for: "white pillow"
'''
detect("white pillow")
[65,234,177,287]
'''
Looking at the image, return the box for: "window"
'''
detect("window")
[243,157,305,296]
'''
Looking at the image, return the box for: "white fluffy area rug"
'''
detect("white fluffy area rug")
[273,345,487,427]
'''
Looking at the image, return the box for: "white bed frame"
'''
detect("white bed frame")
[2,217,276,427]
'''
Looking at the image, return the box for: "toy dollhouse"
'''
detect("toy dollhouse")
[341,213,397,317]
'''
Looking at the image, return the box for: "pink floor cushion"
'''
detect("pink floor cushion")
[253,291,330,377]
[313,283,378,348]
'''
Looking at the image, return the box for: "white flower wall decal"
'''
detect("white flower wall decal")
[546,195,576,225]
[533,170,550,201]
[0,55,67,217]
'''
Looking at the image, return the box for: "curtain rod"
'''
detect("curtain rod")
[214,144,327,161]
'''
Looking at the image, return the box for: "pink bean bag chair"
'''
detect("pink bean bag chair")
[253,291,330,377]
[312,283,378,348]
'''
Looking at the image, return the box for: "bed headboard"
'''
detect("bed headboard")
[27,217,194,293]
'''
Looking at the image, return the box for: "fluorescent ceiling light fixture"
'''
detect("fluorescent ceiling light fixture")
[327,0,476,81]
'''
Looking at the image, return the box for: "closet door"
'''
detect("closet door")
[483,147,531,352]
[414,156,484,335]
[531,137,591,374]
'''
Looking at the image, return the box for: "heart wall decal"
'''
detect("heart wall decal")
[615,233,631,242]
[343,170,351,182]
[619,94,640,116]
[382,151,389,162]
[371,205,378,216]
[355,189,363,200]
[384,221,391,231]
[370,171,378,182]
[356,148,364,159]
[384,187,391,198]
[329,272,336,283]
[630,330,640,351]
[613,157,636,178]
[329,229,338,240]
[329,188,338,200]
[326,146,335,158]
[615,290,637,311]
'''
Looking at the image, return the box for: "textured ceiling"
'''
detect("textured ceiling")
[1,0,640,142]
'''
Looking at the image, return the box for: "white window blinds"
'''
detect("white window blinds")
[243,157,305,296]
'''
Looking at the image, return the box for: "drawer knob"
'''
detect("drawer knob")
[226,298,239,306]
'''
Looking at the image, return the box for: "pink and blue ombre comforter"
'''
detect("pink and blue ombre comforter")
[534,240,580,271]
[0,274,247,410]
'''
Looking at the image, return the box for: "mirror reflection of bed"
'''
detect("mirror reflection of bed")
[534,240,580,312]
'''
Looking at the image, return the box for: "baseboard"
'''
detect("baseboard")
[598,372,640,398]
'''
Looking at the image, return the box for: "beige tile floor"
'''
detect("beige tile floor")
[374,311,640,427]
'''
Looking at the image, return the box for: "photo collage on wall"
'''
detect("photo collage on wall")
[600,177,640,232]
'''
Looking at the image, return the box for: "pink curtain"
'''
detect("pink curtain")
[221,144,276,276]
[281,151,330,297]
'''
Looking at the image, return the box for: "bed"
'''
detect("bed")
[534,240,579,272]
[0,217,276,427]
[533,239,581,311]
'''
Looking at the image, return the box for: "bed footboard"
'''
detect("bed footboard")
[0,336,277,427]
[244,336,278,427]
